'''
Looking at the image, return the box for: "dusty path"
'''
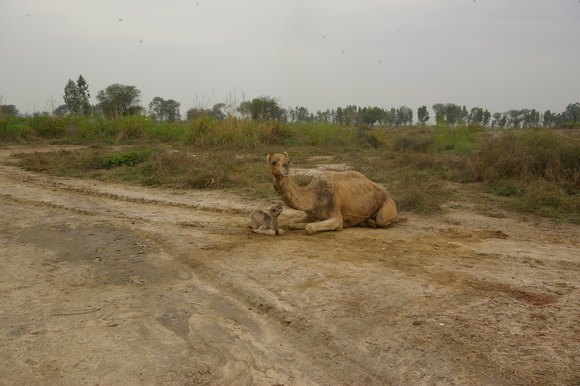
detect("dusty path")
[0,145,578,385]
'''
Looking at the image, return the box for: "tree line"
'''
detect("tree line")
[1,74,579,128]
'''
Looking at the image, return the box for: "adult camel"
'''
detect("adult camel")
[267,152,400,235]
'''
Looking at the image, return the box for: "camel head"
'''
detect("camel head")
[267,152,290,177]
[268,204,283,217]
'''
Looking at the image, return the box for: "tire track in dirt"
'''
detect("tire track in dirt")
[0,176,397,383]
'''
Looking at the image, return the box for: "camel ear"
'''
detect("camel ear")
[266,154,271,163]
[284,151,288,159]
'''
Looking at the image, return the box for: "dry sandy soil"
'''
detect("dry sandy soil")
[0,145,579,386]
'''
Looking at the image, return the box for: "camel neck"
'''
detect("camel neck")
[274,175,311,211]
[274,174,295,196]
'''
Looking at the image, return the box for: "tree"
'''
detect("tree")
[54,104,69,117]
[507,110,523,128]
[469,107,484,125]
[459,105,469,125]
[63,80,78,113]
[361,107,384,126]
[432,103,462,125]
[563,102,580,125]
[432,103,445,124]
[63,75,91,115]
[149,97,181,122]
[417,106,429,125]
[542,110,557,127]
[76,75,91,115]
[521,109,540,128]
[482,110,491,127]
[96,84,142,119]
[444,104,461,125]
[186,107,207,120]
[397,106,413,125]
[492,112,505,128]
[295,106,312,122]
[335,107,345,125]
[0,104,19,118]
[163,99,180,122]
[316,109,331,122]
[341,105,362,125]
[209,103,225,120]
[149,97,164,121]
[238,96,284,121]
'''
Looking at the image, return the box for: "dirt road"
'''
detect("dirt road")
[1,146,578,385]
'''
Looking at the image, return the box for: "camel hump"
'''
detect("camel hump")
[332,170,387,193]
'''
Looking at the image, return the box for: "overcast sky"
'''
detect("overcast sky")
[1,0,579,118]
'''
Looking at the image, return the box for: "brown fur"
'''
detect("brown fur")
[247,204,284,236]
[267,152,400,235]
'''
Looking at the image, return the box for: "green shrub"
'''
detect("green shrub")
[145,121,187,143]
[0,120,36,143]
[256,121,296,146]
[356,126,383,149]
[435,124,483,153]
[393,133,434,152]
[102,148,158,168]
[116,115,149,141]
[29,114,65,138]
[510,179,580,220]
[184,117,214,146]
[288,122,356,148]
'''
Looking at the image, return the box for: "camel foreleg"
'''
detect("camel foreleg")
[287,214,318,230]
[304,217,342,235]
[288,214,343,234]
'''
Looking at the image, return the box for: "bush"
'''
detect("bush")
[356,126,383,149]
[393,133,434,152]
[116,116,149,141]
[102,148,158,168]
[435,124,483,153]
[472,131,580,192]
[288,123,356,148]
[257,121,296,146]
[184,116,214,146]
[145,121,187,143]
[392,170,452,213]
[29,114,65,138]
[509,179,580,220]
[0,119,36,143]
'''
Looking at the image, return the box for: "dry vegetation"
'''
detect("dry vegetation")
[2,115,580,223]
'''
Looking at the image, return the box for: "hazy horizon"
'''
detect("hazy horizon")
[1,0,579,117]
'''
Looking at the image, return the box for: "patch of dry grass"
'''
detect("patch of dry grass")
[10,125,580,223]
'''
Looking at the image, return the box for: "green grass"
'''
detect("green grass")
[5,116,580,223]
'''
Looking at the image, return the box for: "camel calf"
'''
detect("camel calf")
[248,204,284,236]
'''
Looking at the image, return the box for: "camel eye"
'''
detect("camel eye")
[272,161,277,165]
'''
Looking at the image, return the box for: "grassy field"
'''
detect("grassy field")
[2,115,579,223]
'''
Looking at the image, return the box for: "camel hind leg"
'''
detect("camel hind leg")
[373,196,399,227]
